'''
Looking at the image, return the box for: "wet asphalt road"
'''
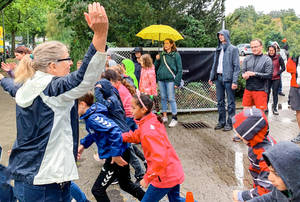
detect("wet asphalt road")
[0,72,299,201]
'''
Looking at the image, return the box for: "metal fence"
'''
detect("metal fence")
[108,47,218,112]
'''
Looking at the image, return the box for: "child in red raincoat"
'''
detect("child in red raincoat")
[122,92,185,202]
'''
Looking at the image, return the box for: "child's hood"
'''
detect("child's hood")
[96,78,113,98]
[263,141,300,200]
[122,59,135,74]
[80,102,108,120]
[232,107,269,146]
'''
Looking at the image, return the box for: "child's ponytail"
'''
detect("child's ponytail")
[14,54,35,84]
[121,78,136,96]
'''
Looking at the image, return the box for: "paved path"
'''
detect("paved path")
[0,71,298,201]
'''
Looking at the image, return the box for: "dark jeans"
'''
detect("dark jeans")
[215,75,236,126]
[128,144,145,180]
[267,79,280,109]
[13,181,71,202]
[70,181,88,202]
[91,149,145,202]
[278,76,283,93]
[141,184,185,202]
[0,165,16,202]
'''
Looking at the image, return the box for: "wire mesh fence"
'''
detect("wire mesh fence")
[108,47,218,112]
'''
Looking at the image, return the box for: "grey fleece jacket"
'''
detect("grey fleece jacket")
[209,29,240,84]
[249,141,300,202]
[242,54,273,92]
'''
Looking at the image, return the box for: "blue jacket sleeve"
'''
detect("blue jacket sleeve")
[94,86,113,110]
[80,133,95,149]
[232,47,240,84]
[89,115,124,157]
[0,78,21,97]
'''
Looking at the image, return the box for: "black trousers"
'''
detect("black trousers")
[91,148,145,202]
[267,79,280,109]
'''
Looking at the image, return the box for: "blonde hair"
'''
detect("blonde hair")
[14,55,35,83]
[140,54,153,68]
[14,41,68,83]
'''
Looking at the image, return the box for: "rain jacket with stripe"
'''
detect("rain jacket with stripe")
[80,102,128,158]
[3,44,106,185]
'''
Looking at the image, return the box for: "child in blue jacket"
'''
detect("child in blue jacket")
[77,92,145,202]
[95,78,145,182]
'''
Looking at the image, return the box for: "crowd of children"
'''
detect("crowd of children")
[1,2,300,202]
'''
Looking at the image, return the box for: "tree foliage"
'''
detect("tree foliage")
[3,0,60,53]
[52,0,225,68]
[226,7,300,56]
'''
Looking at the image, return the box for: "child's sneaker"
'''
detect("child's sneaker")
[168,119,178,127]
[162,116,168,123]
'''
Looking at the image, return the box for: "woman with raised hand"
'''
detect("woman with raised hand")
[0,2,108,201]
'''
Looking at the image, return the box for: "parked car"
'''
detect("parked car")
[237,44,252,56]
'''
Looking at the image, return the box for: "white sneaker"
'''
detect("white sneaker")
[168,119,178,127]
[162,116,168,123]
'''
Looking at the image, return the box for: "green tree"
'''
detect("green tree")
[3,0,60,53]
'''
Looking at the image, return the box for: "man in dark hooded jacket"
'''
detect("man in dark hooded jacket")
[209,29,240,131]
[248,141,300,202]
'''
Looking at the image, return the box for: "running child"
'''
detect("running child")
[95,77,145,183]
[122,92,185,202]
[232,107,276,201]
[77,92,145,202]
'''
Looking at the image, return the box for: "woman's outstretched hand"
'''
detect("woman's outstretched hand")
[84,2,109,52]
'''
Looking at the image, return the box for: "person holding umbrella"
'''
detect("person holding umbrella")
[154,38,182,127]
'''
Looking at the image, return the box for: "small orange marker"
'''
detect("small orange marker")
[186,191,194,202]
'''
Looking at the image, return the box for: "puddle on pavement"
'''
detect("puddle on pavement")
[197,132,251,189]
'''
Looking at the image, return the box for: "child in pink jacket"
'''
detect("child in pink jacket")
[122,92,185,202]
[139,54,157,96]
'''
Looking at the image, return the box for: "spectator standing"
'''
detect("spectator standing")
[154,38,182,128]
[242,39,273,111]
[266,45,285,115]
[271,41,286,96]
[286,56,300,143]
[209,29,240,131]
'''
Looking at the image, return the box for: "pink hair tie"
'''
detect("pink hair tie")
[136,90,147,110]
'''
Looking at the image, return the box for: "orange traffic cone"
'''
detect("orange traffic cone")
[186,191,194,202]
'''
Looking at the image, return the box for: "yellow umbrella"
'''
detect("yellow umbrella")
[136,24,184,42]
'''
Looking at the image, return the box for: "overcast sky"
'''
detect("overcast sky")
[225,0,300,16]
